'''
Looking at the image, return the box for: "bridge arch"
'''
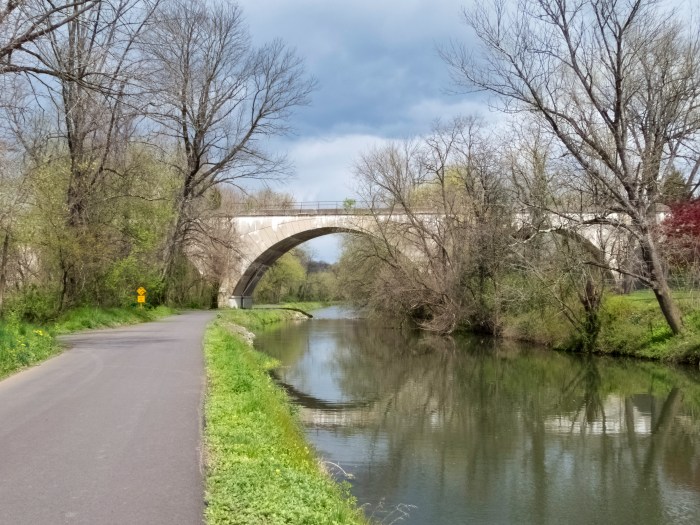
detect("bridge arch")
[220,213,371,308]
[232,225,358,300]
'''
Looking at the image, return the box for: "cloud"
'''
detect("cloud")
[236,0,481,136]
[238,1,469,49]
[235,0,502,260]
[271,133,393,202]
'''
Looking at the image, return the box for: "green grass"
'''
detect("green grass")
[204,309,366,525]
[252,301,331,317]
[51,305,176,334]
[220,301,331,331]
[597,290,700,363]
[0,305,178,379]
[277,301,331,312]
[224,308,308,332]
[501,307,573,347]
[0,317,58,378]
[500,289,700,364]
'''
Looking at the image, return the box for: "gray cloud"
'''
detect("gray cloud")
[237,0,480,136]
[234,1,486,260]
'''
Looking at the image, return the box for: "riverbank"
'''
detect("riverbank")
[203,309,366,525]
[504,290,700,364]
[0,305,176,378]
[250,301,332,318]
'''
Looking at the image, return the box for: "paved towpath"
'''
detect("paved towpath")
[0,311,215,525]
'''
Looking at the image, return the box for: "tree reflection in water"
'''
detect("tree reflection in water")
[255,314,700,525]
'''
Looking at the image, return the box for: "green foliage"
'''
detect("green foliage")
[660,167,692,203]
[0,313,58,378]
[3,284,62,323]
[501,288,700,363]
[254,251,307,304]
[335,235,384,307]
[204,310,366,525]
[1,147,187,314]
[300,271,339,302]
[103,256,165,307]
[51,305,176,334]
[160,252,218,308]
[222,308,308,332]
[596,290,700,362]
[501,306,573,347]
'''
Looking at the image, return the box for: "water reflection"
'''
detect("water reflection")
[255,309,700,525]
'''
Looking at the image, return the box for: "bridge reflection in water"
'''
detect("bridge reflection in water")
[295,393,662,435]
[255,307,700,525]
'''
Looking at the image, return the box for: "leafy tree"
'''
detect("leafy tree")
[253,251,306,304]
[301,271,339,302]
[18,0,157,308]
[661,199,700,286]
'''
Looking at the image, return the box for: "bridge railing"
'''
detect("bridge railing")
[230,201,378,216]
[225,201,668,219]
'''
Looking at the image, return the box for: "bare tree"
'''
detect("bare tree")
[25,0,158,306]
[445,0,700,334]
[352,118,513,334]
[0,0,99,76]
[141,0,314,297]
[504,123,618,349]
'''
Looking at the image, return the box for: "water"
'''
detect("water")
[254,306,700,524]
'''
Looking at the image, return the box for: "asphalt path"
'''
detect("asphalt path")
[0,311,215,525]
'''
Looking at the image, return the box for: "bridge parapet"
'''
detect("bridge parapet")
[230,201,375,216]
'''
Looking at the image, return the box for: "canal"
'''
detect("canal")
[254,306,700,524]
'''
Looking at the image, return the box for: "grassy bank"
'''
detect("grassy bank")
[0,305,176,379]
[252,301,332,316]
[204,309,366,525]
[51,305,176,333]
[504,290,700,364]
[596,290,700,363]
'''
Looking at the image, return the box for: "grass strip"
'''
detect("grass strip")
[204,310,366,525]
[0,305,177,379]
[51,305,176,334]
[276,301,331,312]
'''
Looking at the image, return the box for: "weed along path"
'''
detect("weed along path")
[0,311,214,525]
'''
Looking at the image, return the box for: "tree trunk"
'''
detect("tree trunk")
[640,233,684,334]
[0,231,10,312]
[580,277,602,352]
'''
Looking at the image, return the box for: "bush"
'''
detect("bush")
[104,256,165,307]
[3,285,61,323]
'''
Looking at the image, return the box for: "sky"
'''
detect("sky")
[236,0,488,260]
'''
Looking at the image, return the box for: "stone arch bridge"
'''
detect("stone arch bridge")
[216,202,655,308]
